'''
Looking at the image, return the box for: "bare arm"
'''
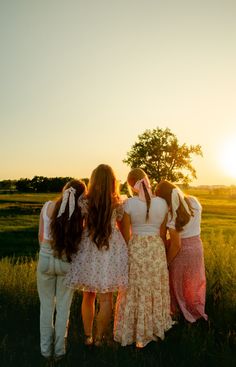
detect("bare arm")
[167,228,181,265]
[118,212,131,244]
[38,201,55,244]
[160,214,168,244]
[38,209,44,243]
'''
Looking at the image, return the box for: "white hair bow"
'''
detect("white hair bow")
[133,177,152,201]
[57,187,76,220]
[171,188,191,222]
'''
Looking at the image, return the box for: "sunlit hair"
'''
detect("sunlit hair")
[155,180,193,232]
[87,164,120,250]
[127,168,151,221]
[50,179,87,261]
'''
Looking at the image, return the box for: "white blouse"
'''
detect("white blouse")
[167,196,202,238]
[124,196,168,236]
[41,201,53,241]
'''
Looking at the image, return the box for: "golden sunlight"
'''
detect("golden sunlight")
[219,138,236,178]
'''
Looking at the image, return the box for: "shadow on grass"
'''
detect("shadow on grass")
[0,204,41,217]
[0,229,39,258]
[0,290,40,367]
[0,290,236,367]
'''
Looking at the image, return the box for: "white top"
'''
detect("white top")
[41,201,53,241]
[167,196,202,238]
[124,196,168,236]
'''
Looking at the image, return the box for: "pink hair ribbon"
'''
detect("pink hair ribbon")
[133,177,152,201]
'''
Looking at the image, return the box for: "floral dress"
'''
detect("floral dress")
[114,196,174,347]
[66,201,128,293]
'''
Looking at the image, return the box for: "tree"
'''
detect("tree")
[81,178,89,186]
[123,127,203,184]
[0,180,16,190]
[15,176,74,192]
[120,181,129,196]
[31,176,74,192]
[15,178,33,192]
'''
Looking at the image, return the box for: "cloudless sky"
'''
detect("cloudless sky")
[1,0,236,185]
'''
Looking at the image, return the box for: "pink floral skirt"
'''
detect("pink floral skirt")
[169,235,208,322]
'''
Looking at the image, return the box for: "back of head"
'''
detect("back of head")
[87,164,120,249]
[51,179,87,261]
[63,179,86,195]
[127,168,151,220]
[88,164,119,203]
[127,168,147,190]
[155,180,177,207]
[156,180,192,231]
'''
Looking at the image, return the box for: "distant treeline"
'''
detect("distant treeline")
[1,177,235,196]
[0,176,129,194]
[0,176,88,193]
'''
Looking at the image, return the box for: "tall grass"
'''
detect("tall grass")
[0,257,38,305]
[0,231,235,366]
[203,231,236,331]
[0,257,40,367]
[0,191,236,366]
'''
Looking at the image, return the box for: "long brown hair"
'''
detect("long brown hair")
[155,180,193,231]
[87,164,120,250]
[50,179,87,261]
[127,168,151,221]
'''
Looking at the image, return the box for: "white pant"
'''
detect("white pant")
[37,247,74,358]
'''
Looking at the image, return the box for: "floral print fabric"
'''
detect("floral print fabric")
[114,234,174,347]
[66,205,128,293]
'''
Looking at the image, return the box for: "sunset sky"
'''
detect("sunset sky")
[1,0,236,185]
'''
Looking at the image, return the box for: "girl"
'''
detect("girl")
[155,180,208,323]
[114,168,173,348]
[37,179,86,362]
[66,164,128,346]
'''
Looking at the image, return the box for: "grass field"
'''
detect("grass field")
[0,190,236,366]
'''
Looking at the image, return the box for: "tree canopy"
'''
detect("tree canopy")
[123,127,203,184]
[13,176,75,193]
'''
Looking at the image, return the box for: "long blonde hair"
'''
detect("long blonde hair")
[127,168,151,221]
[87,164,120,249]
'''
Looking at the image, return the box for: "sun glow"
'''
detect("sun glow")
[219,138,236,178]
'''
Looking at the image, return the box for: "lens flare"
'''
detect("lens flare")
[219,139,236,178]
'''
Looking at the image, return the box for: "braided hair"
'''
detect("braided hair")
[127,168,152,221]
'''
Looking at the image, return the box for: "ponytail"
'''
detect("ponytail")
[142,181,151,221]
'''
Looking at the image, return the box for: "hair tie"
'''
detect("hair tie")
[133,177,152,201]
[57,187,76,219]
